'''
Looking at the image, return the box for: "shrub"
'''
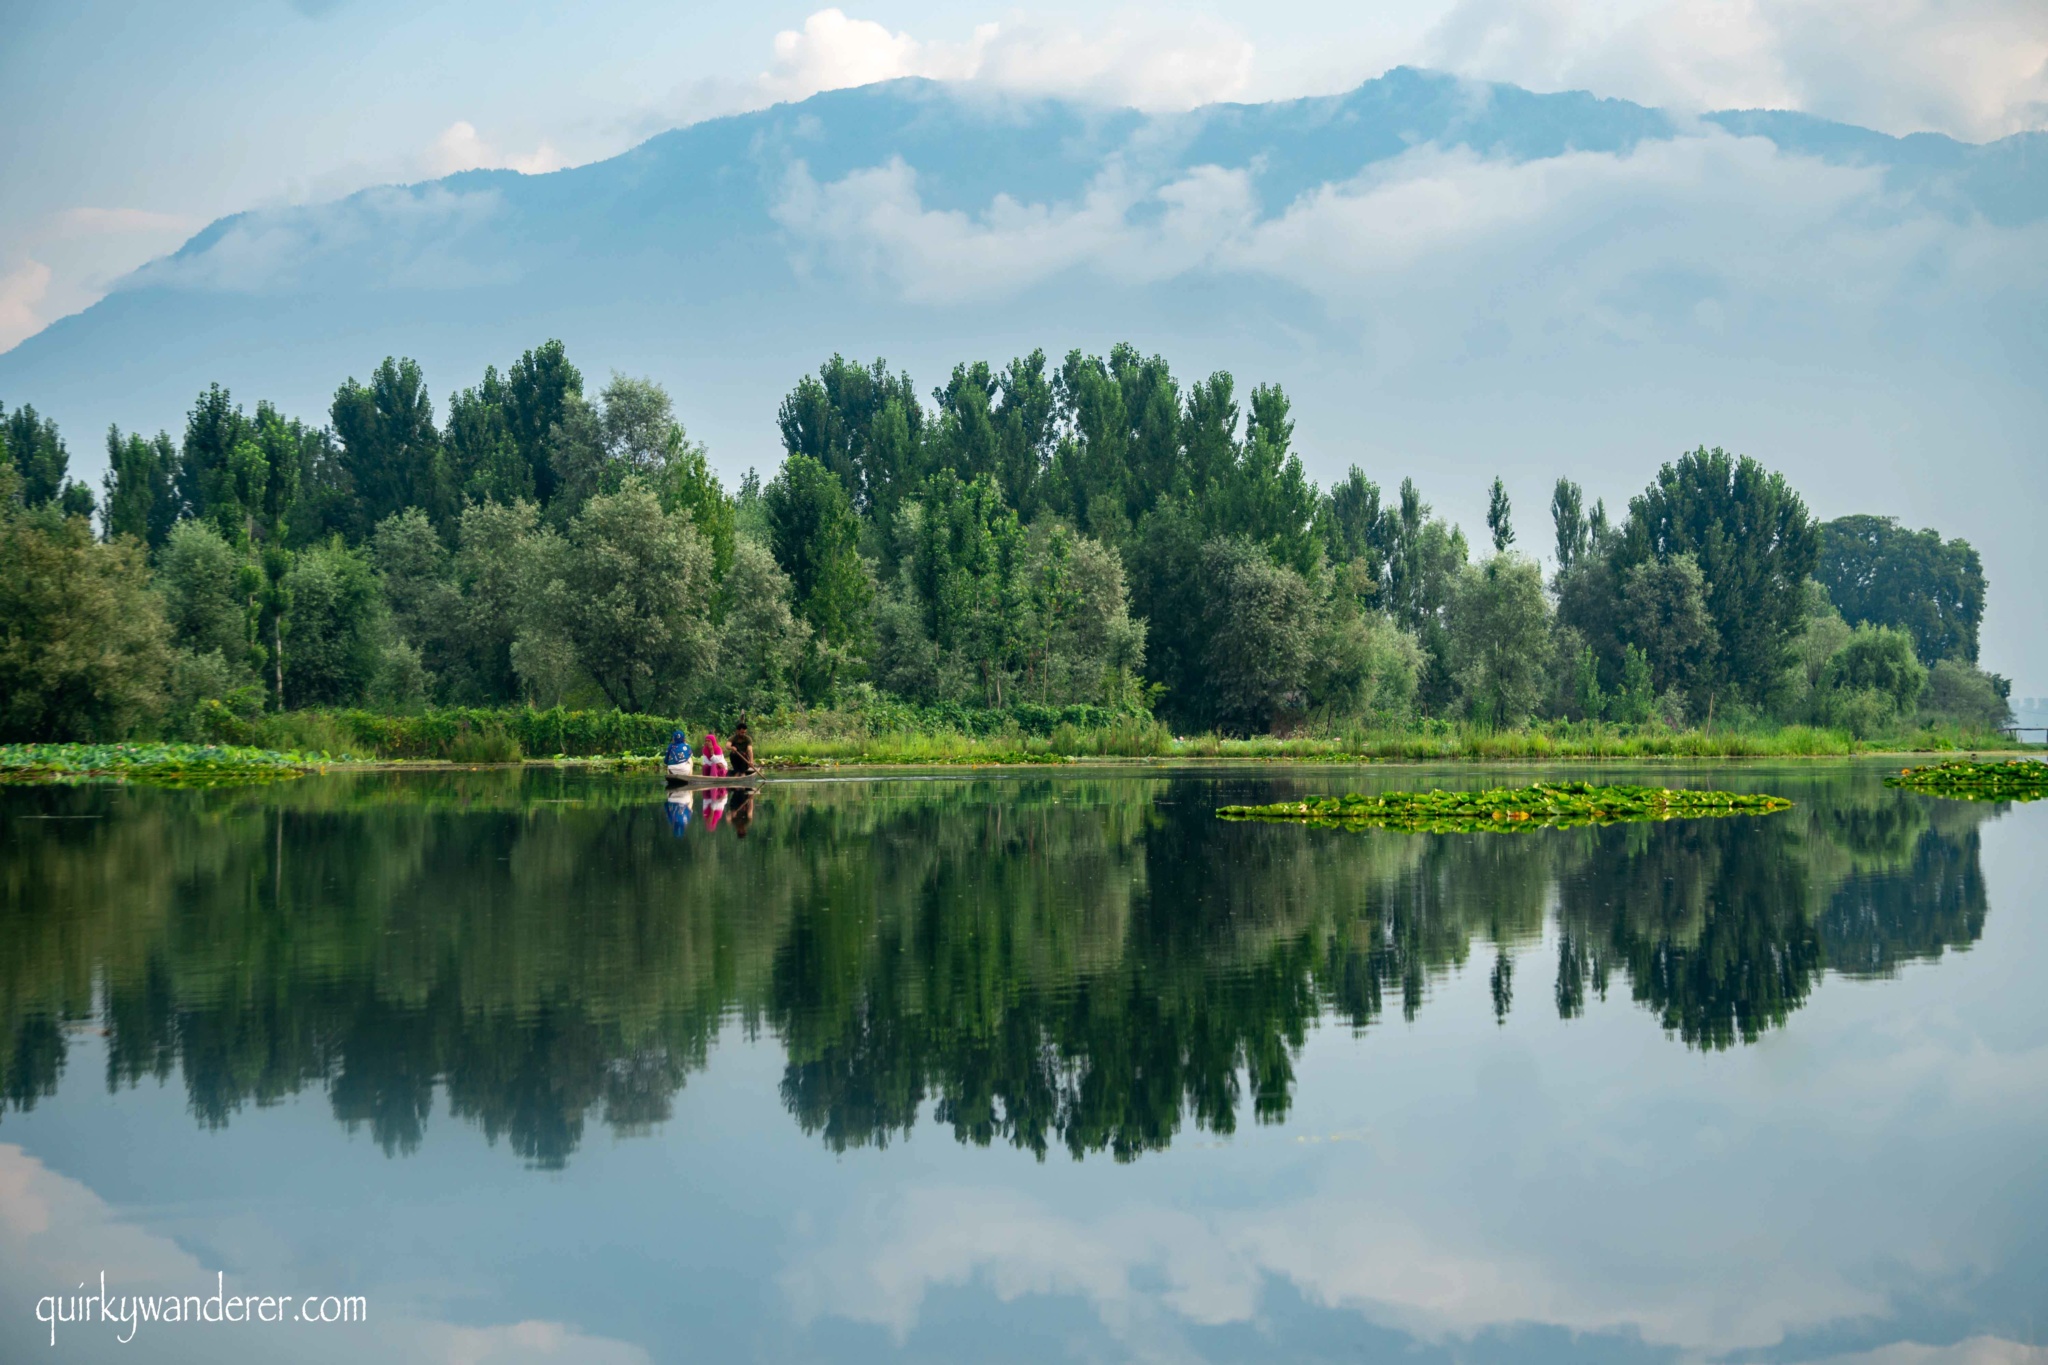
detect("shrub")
[0,494,171,741]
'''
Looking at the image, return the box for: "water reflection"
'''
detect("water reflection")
[0,768,1997,1166]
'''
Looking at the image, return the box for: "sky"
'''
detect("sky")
[2,0,2044,353]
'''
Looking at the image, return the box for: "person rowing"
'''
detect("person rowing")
[728,718,757,776]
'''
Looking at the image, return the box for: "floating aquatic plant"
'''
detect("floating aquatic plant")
[1884,759,2048,802]
[0,743,316,788]
[1216,781,1791,833]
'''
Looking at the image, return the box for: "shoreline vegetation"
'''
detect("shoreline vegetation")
[4,711,2029,787]
[0,742,319,786]
[1886,758,2048,801]
[1216,782,1793,831]
[2,339,2023,757]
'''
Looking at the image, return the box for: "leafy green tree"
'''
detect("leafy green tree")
[905,470,1024,705]
[1322,466,1384,579]
[1617,552,1718,704]
[175,383,251,530]
[1486,477,1513,553]
[1308,603,1422,726]
[1181,372,1239,500]
[540,391,608,518]
[776,355,926,518]
[1016,521,1147,708]
[654,426,735,583]
[247,404,303,708]
[1918,658,2012,730]
[1126,500,1208,726]
[371,509,461,695]
[993,349,1057,519]
[1,402,71,508]
[930,360,999,488]
[596,372,679,473]
[554,483,716,712]
[703,538,810,714]
[1568,643,1605,721]
[1613,645,1655,723]
[765,454,871,700]
[1614,447,1818,709]
[1111,343,1182,521]
[331,357,448,536]
[506,339,583,507]
[1781,580,1852,712]
[155,520,252,674]
[1817,514,1986,664]
[1049,350,1131,542]
[451,498,542,703]
[283,541,385,706]
[445,365,532,506]
[286,424,354,548]
[1818,624,1926,725]
[1550,478,1588,569]
[1200,537,1316,735]
[1378,478,1468,714]
[101,427,180,548]
[0,474,170,740]
[1214,383,1320,577]
[547,375,723,544]
[1450,555,1551,727]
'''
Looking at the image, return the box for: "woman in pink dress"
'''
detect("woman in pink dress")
[701,732,728,777]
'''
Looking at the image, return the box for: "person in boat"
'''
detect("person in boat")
[701,731,728,777]
[728,718,757,776]
[663,731,692,770]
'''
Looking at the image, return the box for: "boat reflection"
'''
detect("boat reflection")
[664,785,758,838]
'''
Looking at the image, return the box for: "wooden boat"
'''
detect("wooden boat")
[663,762,763,789]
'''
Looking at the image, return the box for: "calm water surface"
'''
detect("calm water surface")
[2,762,2042,1363]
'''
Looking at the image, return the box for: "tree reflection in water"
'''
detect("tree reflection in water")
[0,769,1999,1166]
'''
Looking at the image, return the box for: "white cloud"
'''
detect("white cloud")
[780,1185,1260,1356]
[1420,0,2048,140]
[769,124,2048,364]
[748,3,2041,139]
[779,1179,1893,1356]
[133,184,508,296]
[0,1143,651,1364]
[0,259,53,352]
[425,120,567,178]
[759,8,1254,112]
[760,8,993,103]
[773,156,1257,302]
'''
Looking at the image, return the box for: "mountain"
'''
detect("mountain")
[3,67,2044,682]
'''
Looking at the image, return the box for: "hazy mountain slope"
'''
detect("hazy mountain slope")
[3,67,2043,682]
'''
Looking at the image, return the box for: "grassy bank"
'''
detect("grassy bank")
[761,721,2025,765]
[31,706,2028,774]
[28,703,2015,777]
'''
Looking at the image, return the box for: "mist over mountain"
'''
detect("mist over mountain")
[3,66,2043,683]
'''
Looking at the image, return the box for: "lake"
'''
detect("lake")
[3,762,2042,1363]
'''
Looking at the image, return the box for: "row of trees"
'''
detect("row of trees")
[0,342,2012,740]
